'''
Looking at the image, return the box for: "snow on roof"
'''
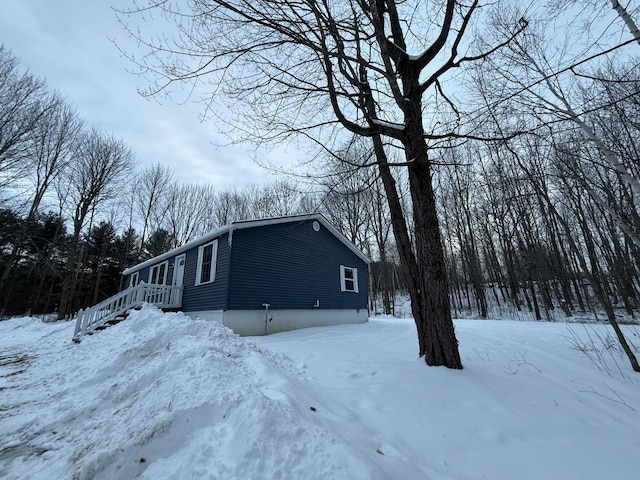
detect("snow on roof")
[122,213,369,276]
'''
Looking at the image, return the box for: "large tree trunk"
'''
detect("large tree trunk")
[390,58,462,368]
[372,131,462,368]
[407,160,462,368]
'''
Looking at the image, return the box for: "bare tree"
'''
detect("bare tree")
[0,96,82,293]
[327,140,398,314]
[473,4,640,371]
[247,180,306,219]
[318,146,373,250]
[517,141,640,372]
[162,182,217,248]
[136,162,174,254]
[475,4,640,210]
[364,167,396,314]
[438,153,489,319]
[57,127,135,318]
[0,46,52,190]
[212,188,251,226]
[549,0,640,46]
[118,0,528,367]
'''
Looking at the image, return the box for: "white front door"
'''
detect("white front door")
[173,254,186,287]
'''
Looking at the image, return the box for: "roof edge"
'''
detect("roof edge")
[122,213,369,276]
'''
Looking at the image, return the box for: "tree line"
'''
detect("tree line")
[3,3,640,325]
[113,0,640,369]
[0,42,401,319]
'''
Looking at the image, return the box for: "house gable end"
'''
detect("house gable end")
[226,219,368,311]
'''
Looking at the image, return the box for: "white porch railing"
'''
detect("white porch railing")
[72,282,183,341]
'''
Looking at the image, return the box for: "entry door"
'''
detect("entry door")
[172,254,186,287]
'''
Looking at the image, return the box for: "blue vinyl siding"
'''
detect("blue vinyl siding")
[181,233,230,312]
[227,220,367,310]
[137,266,150,285]
[120,217,369,315]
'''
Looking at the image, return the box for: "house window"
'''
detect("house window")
[129,271,139,288]
[196,240,218,285]
[149,261,168,285]
[340,265,359,293]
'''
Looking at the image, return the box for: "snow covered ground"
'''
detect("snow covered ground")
[1,306,639,479]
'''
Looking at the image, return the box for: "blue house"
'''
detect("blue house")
[112,213,369,336]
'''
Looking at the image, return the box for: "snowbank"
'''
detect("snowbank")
[1,306,639,479]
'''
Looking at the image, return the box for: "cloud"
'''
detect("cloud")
[0,0,281,187]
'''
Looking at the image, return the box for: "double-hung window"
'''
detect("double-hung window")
[340,265,359,293]
[149,261,168,285]
[196,240,218,285]
[129,271,139,288]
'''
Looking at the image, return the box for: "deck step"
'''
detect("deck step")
[72,282,183,341]
[95,312,130,330]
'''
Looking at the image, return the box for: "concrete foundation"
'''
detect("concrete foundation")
[185,308,368,336]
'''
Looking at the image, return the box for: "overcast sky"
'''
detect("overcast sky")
[0,0,287,186]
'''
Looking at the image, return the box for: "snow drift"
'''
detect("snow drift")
[1,305,639,479]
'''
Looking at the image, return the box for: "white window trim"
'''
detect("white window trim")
[340,265,359,293]
[148,261,169,285]
[196,240,218,286]
[129,271,139,288]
